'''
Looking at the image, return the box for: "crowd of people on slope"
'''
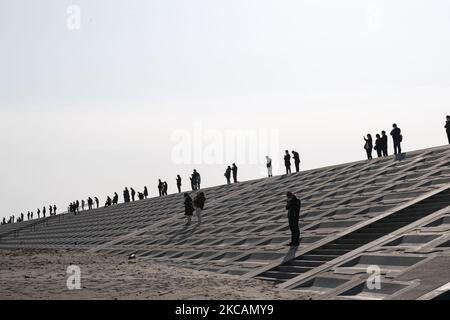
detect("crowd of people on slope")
[1,205,58,225]
[363,123,403,160]
[4,116,450,228]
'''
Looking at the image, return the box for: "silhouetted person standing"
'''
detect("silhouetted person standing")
[176,175,182,193]
[42,206,46,218]
[232,163,238,183]
[131,188,136,202]
[193,170,201,189]
[374,134,383,158]
[381,131,388,157]
[224,166,231,184]
[190,175,195,191]
[286,192,301,246]
[184,193,194,225]
[158,179,163,197]
[124,188,130,203]
[292,151,300,172]
[113,192,119,205]
[163,182,168,196]
[76,200,80,212]
[193,192,206,224]
[27,212,30,221]
[49,205,53,216]
[144,186,148,199]
[37,209,40,219]
[95,197,99,209]
[81,200,85,211]
[445,115,450,144]
[21,212,24,221]
[390,123,402,155]
[266,156,273,177]
[88,197,93,210]
[284,150,291,174]
[364,134,373,160]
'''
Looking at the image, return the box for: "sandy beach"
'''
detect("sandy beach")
[0,249,314,300]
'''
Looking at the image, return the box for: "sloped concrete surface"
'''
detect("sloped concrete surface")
[1,145,450,299]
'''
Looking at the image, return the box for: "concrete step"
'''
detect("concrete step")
[275,265,313,274]
[367,222,408,229]
[301,254,339,261]
[288,260,324,268]
[310,248,351,256]
[346,232,385,240]
[335,237,373,244]
[255,276,284,284]
[261,270,299,280]
[354,227,391,234]
[322,243,362,250]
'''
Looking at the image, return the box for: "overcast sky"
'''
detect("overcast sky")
[1,0,449,220]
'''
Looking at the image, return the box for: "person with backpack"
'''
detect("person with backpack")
[390,123,402,155]
[374,134,383,158]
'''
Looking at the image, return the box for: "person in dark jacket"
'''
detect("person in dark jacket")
[390,123,402,155]
[381,131,388,157]
[184,193,194,225]
[113,192,119,205]
[224,166,231,184]
[143,186,149,199]
[374,134,383,158]
[130,188,136,201]
[176,175,182,193]
[232,163,238,183]
[286,192,301,246]
[193,192,206,224]
[445,115,450,144]
[364,134,373,160]
[190,175,195,191]
[292,150,301,172]
[284,150,291,174]
[163,182,168,196]
[123,188,130,203]
[158,180,163,197]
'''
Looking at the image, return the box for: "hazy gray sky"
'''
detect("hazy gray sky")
[1,0,449,220]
